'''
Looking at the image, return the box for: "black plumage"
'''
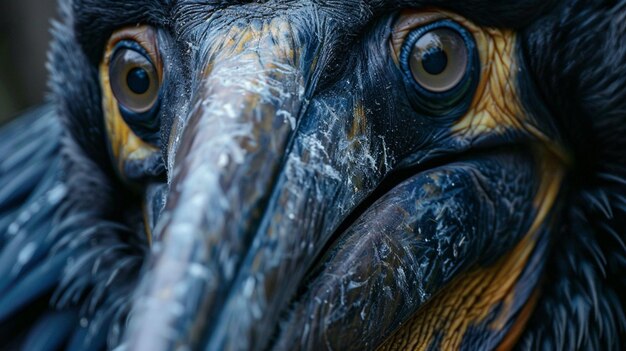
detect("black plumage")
[0,0,625,350]
[516,1,626,349]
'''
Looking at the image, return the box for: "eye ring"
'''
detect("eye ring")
[109,39,162,144]
[399,19,479,116]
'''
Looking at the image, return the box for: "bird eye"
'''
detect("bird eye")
[400,20,479,115]
[109,40,161,143]
[409,28,467,92]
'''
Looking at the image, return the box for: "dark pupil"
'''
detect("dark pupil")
[421,47,448,75]
[127,67,150,94]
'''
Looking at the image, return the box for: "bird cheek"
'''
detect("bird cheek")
[450,27,523,138]
[276,147,564,350]
[380,147,565,350]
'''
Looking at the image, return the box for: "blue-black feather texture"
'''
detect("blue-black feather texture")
[517,0,626,349]
[0,109,148,349]
[0,0,625,349]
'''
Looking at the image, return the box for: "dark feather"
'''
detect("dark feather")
[1,0,625,349]
[517,0,626,349]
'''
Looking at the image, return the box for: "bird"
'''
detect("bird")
[0,0,625,350]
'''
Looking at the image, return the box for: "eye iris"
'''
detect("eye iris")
[108,41,162,144]
[400,20,478,116]
[127,67,151,94]
[421,47,448,75]
[109,45,159,114]
[408,27,469,93]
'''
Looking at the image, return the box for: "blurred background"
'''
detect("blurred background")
[0,1,57,124]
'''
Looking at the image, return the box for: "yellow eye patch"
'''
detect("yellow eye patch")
[382,9,569,350]
[391,9,568,165]
[100,25,162,181]
[391,9,522,135]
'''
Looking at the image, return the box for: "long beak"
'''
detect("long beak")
[125,19,393,351]
[125,19,310,350]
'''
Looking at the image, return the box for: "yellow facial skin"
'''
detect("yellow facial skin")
[382,10,569,350]
[99,25,161,181]
[391,9,569,161]
[392,10,523,137]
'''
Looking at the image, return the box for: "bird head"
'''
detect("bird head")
[23,0,625,349]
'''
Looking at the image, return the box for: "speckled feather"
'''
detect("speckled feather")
[0,0,624,350]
